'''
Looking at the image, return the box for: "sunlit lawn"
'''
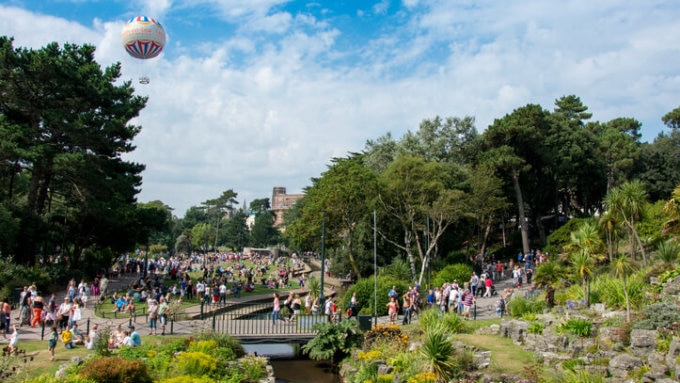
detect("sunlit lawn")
[453,333,537,377]
[94,258,302,319]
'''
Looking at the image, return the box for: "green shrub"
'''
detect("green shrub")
[364,323,409,350]
[528,322,545,335]
[544,218,595,257]
[174,351,217,377]
[633,300,680,331]
[507,296,546,318]
[195,332,245,358]
[302,320,364,364]
[344,276,409,317]
[561,358,585,372]
[418,308,469,335]
[431,264,473,289]
[238,355,268,382]
[558,318,592,337]
[187,340,217,354]
[588,272,646,310]
[78,356,152,383]
[420,329,456,383]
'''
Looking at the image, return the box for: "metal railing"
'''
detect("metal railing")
[206,303,331,339]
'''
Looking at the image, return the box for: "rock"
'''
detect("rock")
[662,276,680,296]
[70,356,85,366]
[645,351,670,381]
[500,319,529,345]
[474,351,491,369]
[666,337,680,368]
[539,351,571,366]
[591,303,606,314]
[608,354,643,378]
[598,326,624,344]
[377,364,393,375]
[630,329,657,357]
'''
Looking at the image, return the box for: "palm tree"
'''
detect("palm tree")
[533,261,567,308]
[613,254,636,322]
[604,181,649,266]
[663,184,680,234]
[598,210,620,262]
[420,328,456,383]
[565,222,604,307]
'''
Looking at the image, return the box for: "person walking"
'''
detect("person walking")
[56,298,71,332]
[272,293,283,325]
[148,299,159,335]
[30,294,44,328]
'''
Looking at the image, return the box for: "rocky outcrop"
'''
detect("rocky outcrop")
[608,353,643,379]
[499,317,680,382]
[630,329,658,357]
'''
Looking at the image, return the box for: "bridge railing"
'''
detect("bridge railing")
[204,303,337,338]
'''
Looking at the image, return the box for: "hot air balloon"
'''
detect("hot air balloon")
[121,16,166,84]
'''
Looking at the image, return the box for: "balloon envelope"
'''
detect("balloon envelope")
[121,16,166,60]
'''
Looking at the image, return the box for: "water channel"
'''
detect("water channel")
[243,344,340,383]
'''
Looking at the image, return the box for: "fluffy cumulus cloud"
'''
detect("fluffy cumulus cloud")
[0,1,679,216]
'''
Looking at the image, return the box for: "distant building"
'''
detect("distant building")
[271,187,303,228]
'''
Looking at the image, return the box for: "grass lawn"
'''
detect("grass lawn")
[4,335,189,382]
[453,333,538,377]
[94,257,302,319]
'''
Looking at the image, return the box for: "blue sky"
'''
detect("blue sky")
[1,0,680,217]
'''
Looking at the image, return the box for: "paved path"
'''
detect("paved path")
[2,267,521,344]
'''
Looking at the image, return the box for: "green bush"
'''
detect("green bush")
[344,276,409,317]
[558,318,592,337]
[78,356,152,383]
[544,218,595,257]
[195,332,245,358]
[431,264,473,289]
[174,351,217,377]
[238,355,268,382]
[588,272,646,310]
[302,320,364,363]
[633,300,680,331]
[528,322,545,335]
[506,296,546,318]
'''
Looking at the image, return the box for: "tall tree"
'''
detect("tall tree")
[0,37,147,266]
[468,164,509,256]
[250,210,279,247]
[222,210,249,251]
[481,104,551,254]
[604,181,649,265]
[203,189,238,249]
[592,118,641,193]
[285,155,378,277]
[378,156,468,284]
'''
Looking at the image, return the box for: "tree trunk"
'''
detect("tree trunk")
[404,229,417,282]
[623,275,631,322]
[512,172,531,255]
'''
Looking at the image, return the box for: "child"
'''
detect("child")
[387,297,398,324]
[48,326,58,361]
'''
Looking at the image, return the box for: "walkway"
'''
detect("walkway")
[3,268,521,344]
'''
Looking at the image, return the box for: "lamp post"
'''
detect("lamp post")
[319,210,326,307]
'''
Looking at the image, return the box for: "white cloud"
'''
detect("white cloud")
[1,1,679,216]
